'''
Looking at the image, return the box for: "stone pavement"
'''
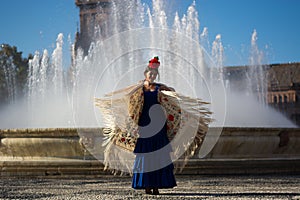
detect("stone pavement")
[0,175,300,200]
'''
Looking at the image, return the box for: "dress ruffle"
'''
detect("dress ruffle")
[132,163,177,189]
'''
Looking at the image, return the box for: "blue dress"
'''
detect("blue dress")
[132,84,177,189]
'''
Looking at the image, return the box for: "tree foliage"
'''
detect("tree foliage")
[0,44,32,105]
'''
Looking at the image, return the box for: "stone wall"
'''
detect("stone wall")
[1,127,300,159]
[1,127,300,176]
[203,127,300,158]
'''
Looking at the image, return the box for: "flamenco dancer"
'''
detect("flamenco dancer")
[131,56,177,195]
[95,56,211,195]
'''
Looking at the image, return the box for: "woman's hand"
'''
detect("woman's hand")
[144,80,150,88]
[143,80,155,91]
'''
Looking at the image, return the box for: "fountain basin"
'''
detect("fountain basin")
[204,127,300,159]
[1,127,300,176]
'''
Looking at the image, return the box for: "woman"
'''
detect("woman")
[131,56,177,195]
[95,56,211,195]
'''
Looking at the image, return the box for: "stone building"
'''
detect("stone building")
[267,63,300,125]
[224,63,300,126]
[75,0,112,54]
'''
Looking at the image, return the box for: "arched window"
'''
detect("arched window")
[284,95,288,103]
[274,96,278,103]
[279,95,282,103]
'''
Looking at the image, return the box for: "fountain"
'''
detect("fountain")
[0,1,295,129]
[0,0,299,176]
[0,48,17,105]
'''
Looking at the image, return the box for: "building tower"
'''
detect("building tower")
[75,0,112,55]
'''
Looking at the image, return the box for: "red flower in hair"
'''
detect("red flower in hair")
[148,56,160,69]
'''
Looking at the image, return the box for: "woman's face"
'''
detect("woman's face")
[145,70,158,83]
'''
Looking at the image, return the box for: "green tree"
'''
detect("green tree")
[0,44,31,105]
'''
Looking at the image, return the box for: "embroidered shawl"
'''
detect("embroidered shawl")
[95,82,212,174]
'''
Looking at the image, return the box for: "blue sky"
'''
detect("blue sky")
[1,0,300,67]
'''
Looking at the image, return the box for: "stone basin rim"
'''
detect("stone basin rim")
[1,127,299,137]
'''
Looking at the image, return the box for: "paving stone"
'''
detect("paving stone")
[0,175,299,199]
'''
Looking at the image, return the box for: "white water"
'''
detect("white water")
[0,0,296,129]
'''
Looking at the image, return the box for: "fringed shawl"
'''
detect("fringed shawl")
[95,82,212,175]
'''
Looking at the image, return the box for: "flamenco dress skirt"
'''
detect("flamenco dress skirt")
[132,87,177,189]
